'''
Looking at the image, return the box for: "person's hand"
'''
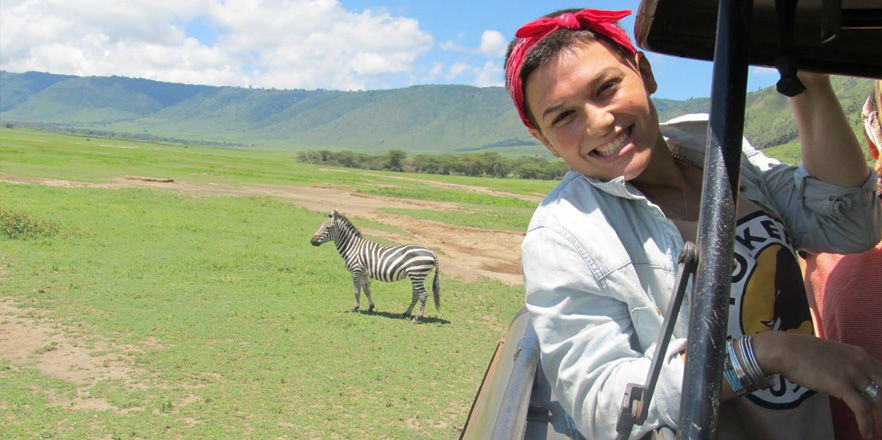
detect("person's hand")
[753,331,882,439]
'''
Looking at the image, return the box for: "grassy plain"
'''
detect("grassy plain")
[0,127,550,439]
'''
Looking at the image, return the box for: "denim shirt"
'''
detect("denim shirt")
[522,114,882,440]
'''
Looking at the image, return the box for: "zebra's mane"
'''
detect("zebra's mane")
[334,212,362,238]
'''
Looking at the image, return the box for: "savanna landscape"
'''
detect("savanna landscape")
[1,71,876,440]
[0,126,552,439]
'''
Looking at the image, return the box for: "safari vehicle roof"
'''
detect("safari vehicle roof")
[635,0,881,79]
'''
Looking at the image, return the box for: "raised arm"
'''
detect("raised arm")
[790,73,870,187]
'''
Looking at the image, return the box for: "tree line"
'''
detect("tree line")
[295,150,570,180]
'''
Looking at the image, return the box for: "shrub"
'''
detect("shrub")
[0,207,59,240]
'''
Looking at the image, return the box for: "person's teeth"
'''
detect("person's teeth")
[596,128,630,157]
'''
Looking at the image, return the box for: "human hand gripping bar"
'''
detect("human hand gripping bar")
[615,242,699,440]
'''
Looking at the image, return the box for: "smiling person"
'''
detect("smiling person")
[506,8,882,440]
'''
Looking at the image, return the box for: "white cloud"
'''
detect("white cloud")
[446,62,469,80]
[750,66,778,76]
[646,52,674,67]
[439,40,467,52]
[478,30,506,57]
[0,0,434,91]
[474,61,503,87]
[418,61,445,84]
[430,29,506,87]
[439,30,506,57]
[428,62,444,77]
[437,60,502,87]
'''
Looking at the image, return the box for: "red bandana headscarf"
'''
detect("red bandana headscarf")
[505,9,636,129]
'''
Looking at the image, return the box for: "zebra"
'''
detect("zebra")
[310,210,441,323]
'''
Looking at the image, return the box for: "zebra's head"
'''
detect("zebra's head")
[310,210,338,247]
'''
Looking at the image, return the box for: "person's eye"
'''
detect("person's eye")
[551,110,574,126]
[598,79,618,96]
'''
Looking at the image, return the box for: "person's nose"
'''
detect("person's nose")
[582,102,615,135]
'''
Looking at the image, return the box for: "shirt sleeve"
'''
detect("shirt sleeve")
[522,224,687,440]
[742,145,881,254]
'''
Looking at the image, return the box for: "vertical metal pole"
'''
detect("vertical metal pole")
[678,0,752,439]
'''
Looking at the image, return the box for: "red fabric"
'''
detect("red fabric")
[804,226,882,440]
[864,93,880,161]
[505,9,636,129]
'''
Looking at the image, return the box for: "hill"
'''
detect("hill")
[0,70,874,156]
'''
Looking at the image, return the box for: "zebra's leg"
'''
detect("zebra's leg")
[350,274,362,313]
[405,278,429,323]
[362,278,375,313]
[413,282,429,324]
[402,284,419,320]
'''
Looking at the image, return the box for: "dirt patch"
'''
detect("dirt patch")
[125,175,175,183]
[1,173,528,285]
[0,300,149,412]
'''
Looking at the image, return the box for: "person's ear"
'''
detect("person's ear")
[530,127,559,157]
[636,51,658,95]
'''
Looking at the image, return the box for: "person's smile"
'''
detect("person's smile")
[590,125,633,158]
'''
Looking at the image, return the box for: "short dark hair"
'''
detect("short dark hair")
[504,9,636,129]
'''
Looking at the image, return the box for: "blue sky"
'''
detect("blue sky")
[346,0,780,99]
[0,0,780,100]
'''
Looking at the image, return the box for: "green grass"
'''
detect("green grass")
[0,127,527,439]
[0,128,331,186]
[0,126,553,196]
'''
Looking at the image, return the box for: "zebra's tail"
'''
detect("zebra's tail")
[432,258,441,312]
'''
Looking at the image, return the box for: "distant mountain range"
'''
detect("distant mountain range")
[0,70,874,155]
